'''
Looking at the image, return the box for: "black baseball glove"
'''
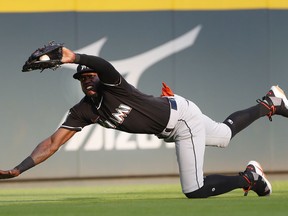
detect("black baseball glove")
[22,41,64,72]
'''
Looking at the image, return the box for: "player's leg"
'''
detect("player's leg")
[173,95,246,196]
[205,85,288,147]
[203,105,265,147]
[175,127,246,198]
[185,161,272,198]
[175,109,271,198]
[173,101,206,193]
[173,99,241,197]
[175,110,244,198]
[224,85,288,138]
[174,98,272,198]
[175,136,205,194]
[185,174,246,198]
[223,104,269,138]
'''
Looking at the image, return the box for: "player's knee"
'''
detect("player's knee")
[184,191,208,199]
[216,141,230,148]
[205,138,230,148]
[184,187,209,199]
[205,123,231,148]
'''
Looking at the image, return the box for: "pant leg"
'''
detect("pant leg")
[202,114,232,148]
[166,96,231,193]
[173,99,206,193]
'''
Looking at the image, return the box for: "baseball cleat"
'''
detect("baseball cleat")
[240,161,272,196]
[257,85,288,121]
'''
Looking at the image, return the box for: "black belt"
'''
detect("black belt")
[168,98,177,110]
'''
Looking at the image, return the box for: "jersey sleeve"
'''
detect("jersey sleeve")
[75,54,121,85]
[60,98,98,131]
[60,108,89,131]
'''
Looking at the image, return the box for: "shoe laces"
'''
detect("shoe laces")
[240,172,253,196]
[240,164,259,196]
[256,98,276,121]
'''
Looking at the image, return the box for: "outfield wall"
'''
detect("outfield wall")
[1,1,288,180]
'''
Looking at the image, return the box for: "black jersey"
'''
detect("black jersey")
[61,54,170,135]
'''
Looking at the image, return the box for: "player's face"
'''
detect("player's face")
[79,72,100,96]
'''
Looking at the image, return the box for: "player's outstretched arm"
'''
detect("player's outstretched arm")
[0,128,77,179]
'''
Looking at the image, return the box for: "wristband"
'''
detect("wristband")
[74,53,81,64]
[14,156,35,174]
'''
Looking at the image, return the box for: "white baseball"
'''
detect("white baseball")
[39,55,50,61]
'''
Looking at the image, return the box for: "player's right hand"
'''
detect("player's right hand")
[0,169,20,179]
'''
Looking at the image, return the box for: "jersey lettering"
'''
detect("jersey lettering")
[104,120,117,128]
[97,118,116,129]
[110,104,132,124]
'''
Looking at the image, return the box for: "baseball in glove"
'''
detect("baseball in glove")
[22,41,64,72]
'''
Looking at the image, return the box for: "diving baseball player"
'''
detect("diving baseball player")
[1,46,285,198]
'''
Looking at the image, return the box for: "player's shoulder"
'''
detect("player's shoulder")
[70,96,92,112]
[68,96,99,122]
[77,95,92,105]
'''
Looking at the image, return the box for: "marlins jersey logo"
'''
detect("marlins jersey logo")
[98,104,132,129]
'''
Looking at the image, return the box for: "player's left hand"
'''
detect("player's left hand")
[61,47,76,63]
[0,169,20,179]
[22,41,64,72]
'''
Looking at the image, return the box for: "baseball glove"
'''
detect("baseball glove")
[22,41,64,72]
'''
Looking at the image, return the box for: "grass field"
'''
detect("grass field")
[0,179,287,216]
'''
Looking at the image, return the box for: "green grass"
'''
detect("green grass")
[0,180,288,216]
